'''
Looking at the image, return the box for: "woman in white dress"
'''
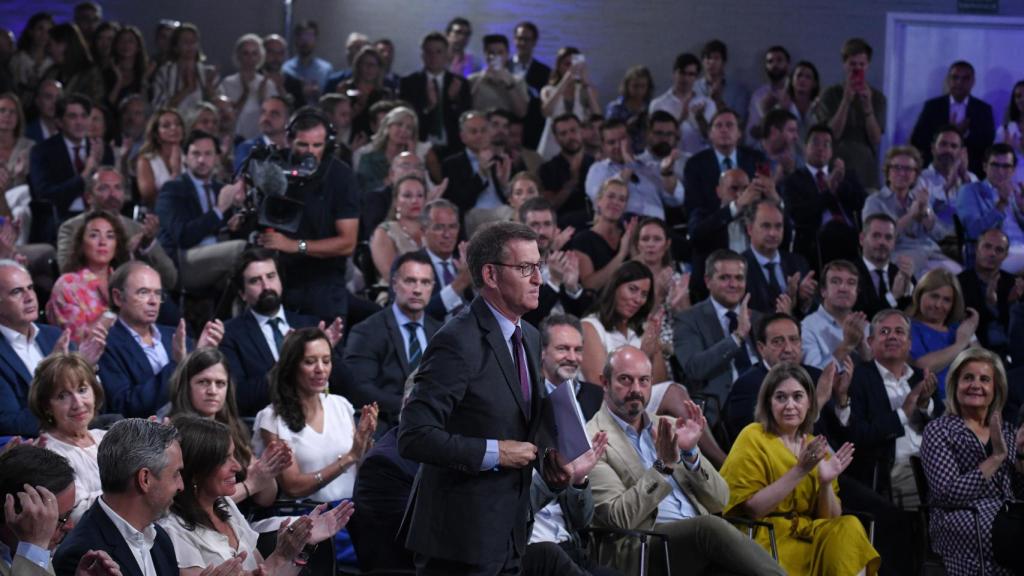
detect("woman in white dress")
[135,107,183,206]
[29,353,106,524]
[254,327,377,503]
[537,47,600,160]
[150,23,221,115]
[163,416,354,575]
[220,34,278,141]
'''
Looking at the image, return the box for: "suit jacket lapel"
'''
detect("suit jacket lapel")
[113,322,157,377]
[384,309,411,376]
[699,300,725,341]
[243,312,276,369]
[90,504,145,576]
[599,408,644,485]
[475,299,529,420]
[0,336,31,387]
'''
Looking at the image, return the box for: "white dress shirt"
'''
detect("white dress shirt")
[0,322,44,377]
[250,307,290,361]
[98,496,159,576]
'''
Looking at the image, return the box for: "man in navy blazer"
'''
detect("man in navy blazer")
[345,252,441,431]
[28,94,114,242]
[419,200,474,321]
[155,131,246,289]
[399,32,472,156]
[98,263,222,418]
[53,419,236,576]
[220,248,330,417]
[683,108,766,217]
[909,61,995,176]
[232,96,290,172]
[742,200,814,316]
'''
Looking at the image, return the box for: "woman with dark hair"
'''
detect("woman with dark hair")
[254,327,378,502]
[150,23,222,114]
[10,12,53,96]
[135,107,183,206]
[907,268,979,396]
[89,20,119,70]
[537,46,600,159]
[786,61,821,138]
[580,260,667,385]
[631,216,690,315]
[605,65,653,153]
[921,347,1024,575]
[43,23,104,105]
[331,46,393,139]
[721,362,878,575]
[47,210,129,344]
[995,79,1024,185]
[105,25,149,107]
[168,348,292,507]
[30,353,106,523]
[163,416,354,575]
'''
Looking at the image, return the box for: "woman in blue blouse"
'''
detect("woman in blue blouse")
[906,268,979,396]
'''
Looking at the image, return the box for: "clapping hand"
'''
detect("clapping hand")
[818,442,855,484]
[273,516,312,564]
[567,431,608,485]
[319,317,344,348]
[674,400,706,456]
[551,226,575,252]
[306,500,355,544]
[75,550,123,576]
[349,403,378,461]
[796,435,829,474]
[172,319,188,363]
[991,413,1008,461]
[197,319,225,348]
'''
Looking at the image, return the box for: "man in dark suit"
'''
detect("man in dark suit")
[98,263,221,418]
[28,94,114,241]
[442,111,511,219]
[854,213,915,321]
[519,198,592,327]
[420,199,473,321]
[155,130,247,292]
[400,31,472,156]
[511,21,551,149]
[54,419,242,576]
[782,125,866,271]
[958,229,1021,358]
[220,249,326,417]
[23,79,61,144]
[683,108,766,217]
[233,96,290,172]
[345,252,441,431]
[399,222,544,575]
[909,61,995,175]
[0,261,71,435]
[836,310,940,506]
[742,200,815,316]
[673,249,761,423]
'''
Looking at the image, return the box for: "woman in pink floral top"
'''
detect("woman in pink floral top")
[46,210,129,343]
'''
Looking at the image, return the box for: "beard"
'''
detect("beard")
[935,152,955,168]
[252,289,281,315]
[650,141,674,159]
[767,68,788,82]
[555,363,579,382]
[559,139,582,155]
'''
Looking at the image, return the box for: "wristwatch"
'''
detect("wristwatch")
[297,239,307,255]
[653,459,674,475]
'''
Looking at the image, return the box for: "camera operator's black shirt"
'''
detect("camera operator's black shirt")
[278,156,360,319]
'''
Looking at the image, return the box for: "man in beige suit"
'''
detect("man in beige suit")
[586,346,782,576]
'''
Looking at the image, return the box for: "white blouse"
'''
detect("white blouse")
[252,393,357,502]
[43,429,106,524]
[160,497,260,570]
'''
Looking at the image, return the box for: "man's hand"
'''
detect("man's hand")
[674,400,706,455]
[891,256,914,297]
[828,158,846,192]
[4,484,58,549]
[216,180,246,213]
[568,431,608,485]
[172,319,188,363]
[774,292,794,315]
[651,417,680,465]
[447,76,463,101]
[734,294,752,340]
[540,449,572,490]
[902,370,936,419]
[956,308,980,344]
[259,229,298,253]
[840,311,867,350]
[552,226,575,253]
[619,139,635,166]
[1009,277,1024,304]
[75,550,123,576]
[55,329,71,355]
[498,440,538,468]
[450,241,472,293]
[797,271,818,304]
[197,319,225,348]
[816,362,837,408]
[319,317,344,348]
[833,355,855,405]
[79,321,110,365]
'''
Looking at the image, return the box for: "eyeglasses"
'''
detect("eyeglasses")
[987,161,1015,170]
[58,503,78,527]
[491,261,544,278]
[132,288,166,303]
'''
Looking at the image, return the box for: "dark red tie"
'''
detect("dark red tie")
[73,145,85,174]
[511,326,531,415]
[815,169,829,193]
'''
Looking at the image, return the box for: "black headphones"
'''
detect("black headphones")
[286,105,338,157]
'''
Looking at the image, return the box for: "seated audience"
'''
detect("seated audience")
[569,177,631,291]
[839,309,940,507]
[994,79,1024,186]
[369,174,426,282]
[519,197,591,327]
[720,362,879,575]
[253,327,377,502]
[399,31,472,154]
[537,47,600,160]
[441,110,511,218]
[420,199,472,321]
[219,248,330,417]
[746,46,790,143]
[220,34,278,141]
[694,40,749,129]
[465,169,539,238]
[907,268,979,396]
[0,92,33,192]
[920,347,1024,576]
[687,168,759,299]
[345,251,440,431]
[743,200,814,316]
[134,108,184,206]
[538,112,595,229]
[43,24,104,106]
[150,23,222,115]
[917,126,978,235]
[355,105,434,194]
[97,262,221,417]
[650,52,713,157]
[956,143,1024,273]
[30,353,106,524]
[0,444,81,575]
[359,150,423,243]
[584,118,683,220]
[630,216,690,318]
[10,12,54,98]
[757,108,802,179]
[910,61,994,176]
[782,124,865,271]
[24,79,62,144]
[329,46,393,139]
[47,210,127,344]
[57,167,177,289]
[161,416,353,574]
[104,26,148,108]
[812,37,885,189]
[854,213,916,320]
[958,229,1021,358]
[605,65,652,154]
[683,108,765,218]
[167,347,291,507]
[468,34,528,119]
[586,345,783,576]
[801,259,870,369]
[863,145,960,274]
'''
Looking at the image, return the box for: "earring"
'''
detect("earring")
[46,413,55,425]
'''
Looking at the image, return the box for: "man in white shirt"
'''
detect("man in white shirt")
[802,259,870,369]
[649,53,714,156]
[854,213,915,320]
[918,127,978,231]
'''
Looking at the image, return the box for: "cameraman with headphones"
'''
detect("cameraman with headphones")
[256,106,374,324]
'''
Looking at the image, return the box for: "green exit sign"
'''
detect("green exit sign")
[959,0,998,13]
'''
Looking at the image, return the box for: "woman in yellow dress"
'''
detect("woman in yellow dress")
[720,362,880,575]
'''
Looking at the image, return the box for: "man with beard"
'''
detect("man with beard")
[261,34,305,108]
[220,248,342,417]
[917,126,977,234]
[344,251,441,432]
[758,109,802,180]
[539,113,594,229]
[282,21,331,105]
[746,46,790,143]
[233,95,291,171]
[854,213,916,320]
[957,228,1022,358]
[519,197,591,327]
[638,111,688,189]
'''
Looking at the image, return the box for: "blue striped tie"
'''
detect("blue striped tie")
[405,322,422,371]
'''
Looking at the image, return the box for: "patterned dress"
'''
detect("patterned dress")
[46,268,110,345]
[920,414,1024,576]
[721,423,880,576]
